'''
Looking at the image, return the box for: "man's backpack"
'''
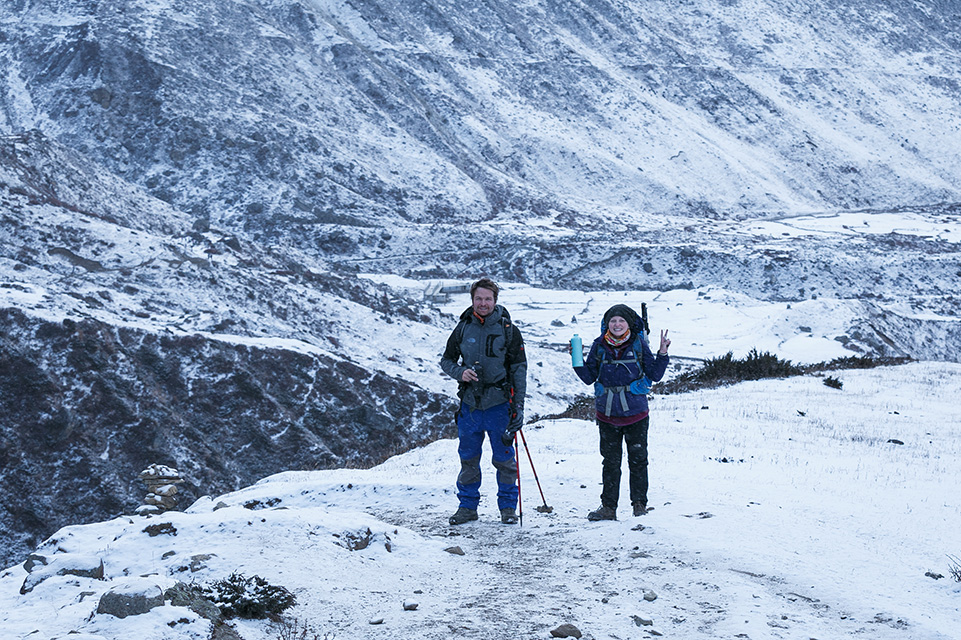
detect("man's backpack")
[451,307,516,362]
[451,306,521,401]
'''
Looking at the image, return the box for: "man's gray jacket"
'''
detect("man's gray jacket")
[440,305,527,411]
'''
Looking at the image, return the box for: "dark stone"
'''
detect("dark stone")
[550,623,583,638]
[165,582,224,623]
[20,555,105,594]
[97,581,165,618]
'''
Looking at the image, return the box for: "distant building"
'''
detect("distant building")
[424,280,471,303]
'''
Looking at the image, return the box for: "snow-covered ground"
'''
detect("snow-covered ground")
[2,357,959,639]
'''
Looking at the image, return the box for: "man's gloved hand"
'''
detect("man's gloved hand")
[501,405,524,446]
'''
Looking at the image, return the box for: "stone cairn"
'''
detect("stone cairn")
[137,464,184,515]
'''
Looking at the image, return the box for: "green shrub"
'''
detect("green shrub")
[202,572,296,619]
[821,355,912,370]
[823,376,843,389]
[697,349,802,382]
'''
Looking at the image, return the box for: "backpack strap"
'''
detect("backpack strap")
[454,309,515,354]
[602,384,631,414]
[596,335,647,377]
[452,311,520,399]
[594,335,651,413]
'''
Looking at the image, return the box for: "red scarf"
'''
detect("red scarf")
[604,329,631,348]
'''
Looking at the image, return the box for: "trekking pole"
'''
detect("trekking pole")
[514,432,523,527]
[518,430,553,513]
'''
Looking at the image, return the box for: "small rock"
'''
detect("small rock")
[650,629,664,637]
[210,623,245,640]
[188,553,216,572]
[22,554,49,573]
[643,590,658,602]
[369,618,385,625]
[632,615,654,626]
[403,601,419,611]
[143,522,177,537]
[444,546,465,555]
[550,623,582,638]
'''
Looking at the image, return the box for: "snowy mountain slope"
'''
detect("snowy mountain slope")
[1,362,959,640]
[2,0,960,231]
[3,0,960,348]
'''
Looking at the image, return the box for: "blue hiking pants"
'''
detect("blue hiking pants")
[455,401,518,511]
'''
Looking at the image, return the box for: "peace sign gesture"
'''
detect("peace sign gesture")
[658,329,671,355]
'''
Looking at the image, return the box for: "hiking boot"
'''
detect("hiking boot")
[587,505,616,521]
[500,508,518,525]
[632,501,650,516]
[448,507,478,525]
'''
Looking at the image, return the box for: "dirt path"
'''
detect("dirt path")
[369,503,932,640]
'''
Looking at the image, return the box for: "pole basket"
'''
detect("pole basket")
[519,430,553,513]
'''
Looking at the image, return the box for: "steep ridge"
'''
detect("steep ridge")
[1,0,959,236]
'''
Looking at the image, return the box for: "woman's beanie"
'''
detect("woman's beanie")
[602,304,641,333]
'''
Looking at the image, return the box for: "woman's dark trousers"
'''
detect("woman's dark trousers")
[598,416,649,509]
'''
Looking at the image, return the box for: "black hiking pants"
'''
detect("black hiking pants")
[598,416,649,510]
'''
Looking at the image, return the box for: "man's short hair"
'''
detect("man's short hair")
[470,277,499,301]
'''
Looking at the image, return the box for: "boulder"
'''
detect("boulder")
[96,579,165,618]
[22,553,49,573]
[20,554,105,594]
[550,623,583,638]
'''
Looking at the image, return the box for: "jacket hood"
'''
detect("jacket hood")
[601,304,642,335]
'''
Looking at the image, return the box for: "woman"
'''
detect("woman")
[573,304,670,520]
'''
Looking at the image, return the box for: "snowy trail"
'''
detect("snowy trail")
[2,363,960,640]
[370,494,946,640]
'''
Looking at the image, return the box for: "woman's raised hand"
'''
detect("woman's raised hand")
[659,329,671,354]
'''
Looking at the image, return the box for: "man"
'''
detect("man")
[440,278,527,525]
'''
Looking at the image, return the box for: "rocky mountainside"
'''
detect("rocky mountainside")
[0,132,455,566]
[3,0,961,242]
[2,0,961,568]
